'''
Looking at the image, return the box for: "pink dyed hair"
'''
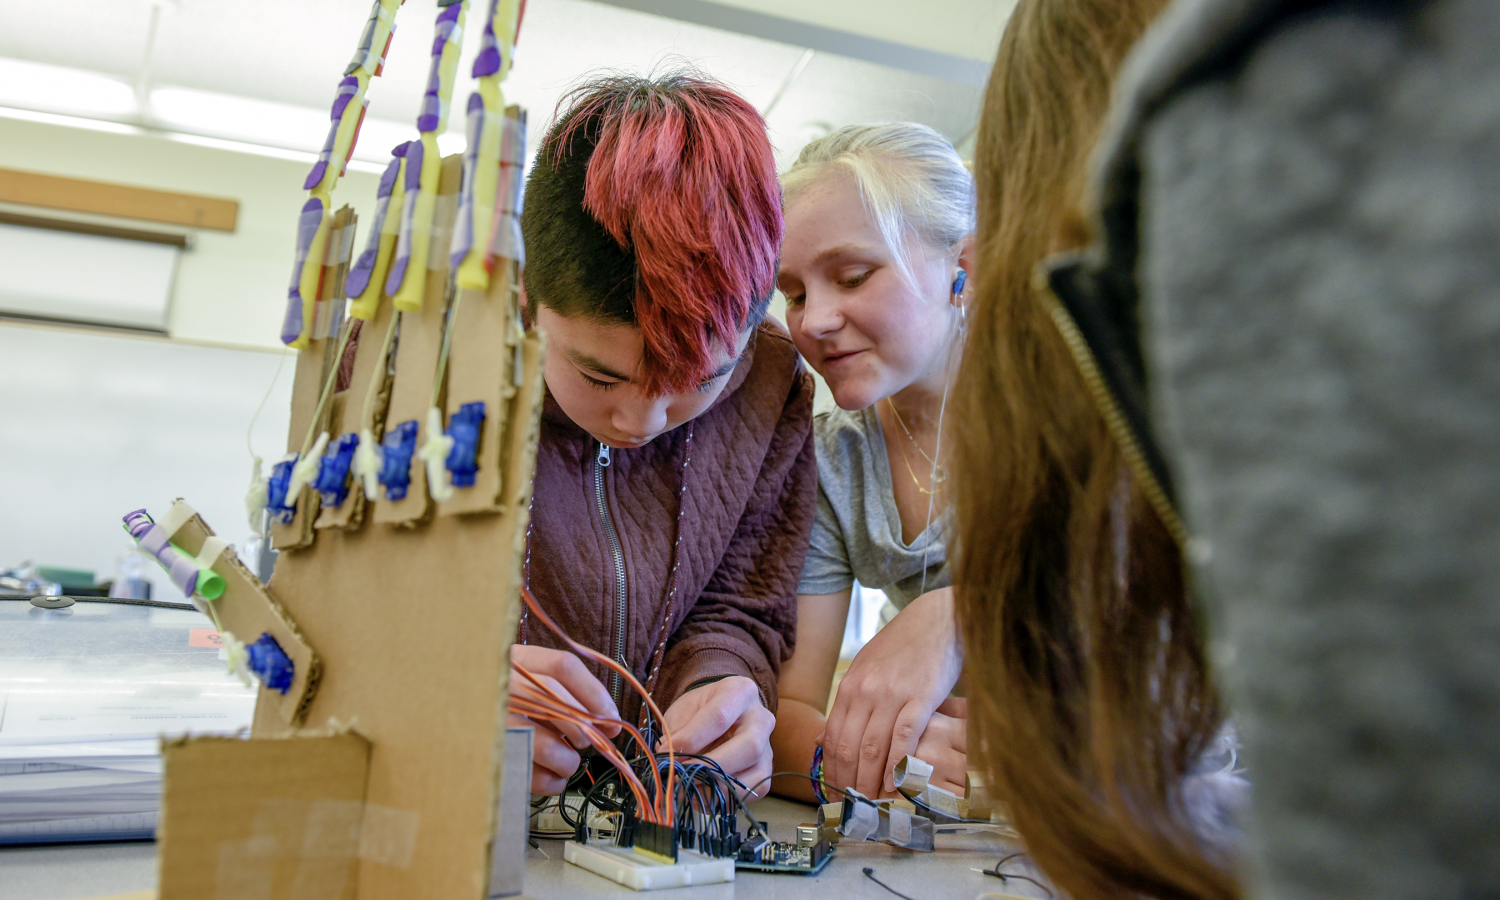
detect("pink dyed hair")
[547,73,782,396]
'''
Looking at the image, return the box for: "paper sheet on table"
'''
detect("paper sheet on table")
[0,688,256,740]
[0,599,258,844]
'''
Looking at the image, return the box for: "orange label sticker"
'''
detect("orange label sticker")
[189,627,223,648]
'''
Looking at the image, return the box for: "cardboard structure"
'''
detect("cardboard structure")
[142,141,541,898]
[114,4,540,897]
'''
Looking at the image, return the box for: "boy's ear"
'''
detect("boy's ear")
[518,275,534,327]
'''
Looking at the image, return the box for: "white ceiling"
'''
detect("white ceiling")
[0,0,989,170]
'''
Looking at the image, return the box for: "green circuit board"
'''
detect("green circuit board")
[734,839,836,875]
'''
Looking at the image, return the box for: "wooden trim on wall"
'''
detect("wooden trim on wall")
[0,210,190,247]
[0,167,238,232]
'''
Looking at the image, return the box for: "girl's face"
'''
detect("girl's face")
[534,303,750,450]
[779,174,968,411]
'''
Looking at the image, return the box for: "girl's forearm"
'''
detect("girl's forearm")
[769,696,829,803]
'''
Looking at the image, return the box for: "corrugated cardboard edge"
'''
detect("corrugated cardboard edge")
[500,332,546,512]
[436,267,515,517]
[271,332,334,552]
[478,342,543,890]
[273,207,356,550]
[372,153,465,528]
[316,296,399,532]
[170,502,322,726]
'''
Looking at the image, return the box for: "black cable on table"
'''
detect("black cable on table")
[982,852,1056,899]
[863,867,922,900]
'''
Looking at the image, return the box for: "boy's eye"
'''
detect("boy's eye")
[582,373,621,390]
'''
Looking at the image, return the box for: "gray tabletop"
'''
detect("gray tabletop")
[0,798,1048,900]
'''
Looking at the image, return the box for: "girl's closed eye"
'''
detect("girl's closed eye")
[838,270,872,289]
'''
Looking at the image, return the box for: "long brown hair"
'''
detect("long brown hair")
[950,1,1241,899]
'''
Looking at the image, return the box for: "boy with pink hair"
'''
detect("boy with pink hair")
[510,72,816,796]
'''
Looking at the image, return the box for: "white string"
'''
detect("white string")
[247,348,291,461]
[918,297,963,598]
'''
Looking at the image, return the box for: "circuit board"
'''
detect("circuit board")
[734,838,836,875]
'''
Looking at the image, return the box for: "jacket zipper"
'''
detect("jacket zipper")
[1035,281,1189,548]
[595,442,627,704]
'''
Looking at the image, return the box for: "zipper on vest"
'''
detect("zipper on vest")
[1034,276,1187,547]
[594,442,627,704]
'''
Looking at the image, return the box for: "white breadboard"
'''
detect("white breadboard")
[532,797,617,836]
[563,841,735,891]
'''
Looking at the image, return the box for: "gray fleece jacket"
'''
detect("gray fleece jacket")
[1065,0,1500,897]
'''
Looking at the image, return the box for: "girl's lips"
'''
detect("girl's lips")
[823,349,864,366]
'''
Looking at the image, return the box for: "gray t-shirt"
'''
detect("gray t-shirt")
[796,405,949,608]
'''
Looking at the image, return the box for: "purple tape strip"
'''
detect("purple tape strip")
[416,6,464,133]
[304,77,361,191]
[123,509,198,597]
[472,0,502,77]
[385,140,425,295]
[345,0,382,76]
[404,138,424,192]
[331,75,360,120]
[450,95,485,269]
[345,154,404,298]
[486,114,529,266]
[282,197,325,345]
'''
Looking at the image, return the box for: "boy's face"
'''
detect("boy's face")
[533,304,751,449]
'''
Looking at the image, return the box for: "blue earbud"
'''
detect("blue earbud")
[952,269,967,296]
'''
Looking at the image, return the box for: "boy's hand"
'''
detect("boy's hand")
[661,676,774,798]
[508,645,620,795]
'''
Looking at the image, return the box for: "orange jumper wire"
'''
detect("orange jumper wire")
[519,585,678,825]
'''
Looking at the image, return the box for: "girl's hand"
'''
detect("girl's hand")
[908,698,967,796]
[821,587,962,798]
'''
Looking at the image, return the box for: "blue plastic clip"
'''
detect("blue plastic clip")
[379,420,420,500]
[245,632,295,694]
[266,456,299,524]
[445,401,486,488]
[313,433,360,508]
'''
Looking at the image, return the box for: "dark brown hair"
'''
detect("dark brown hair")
[950,1,1241,899]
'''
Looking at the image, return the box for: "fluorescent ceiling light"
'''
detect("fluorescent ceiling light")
[0,104,384,174]
[0,57,136,120]
[150,86,330,154]
[0,104,145,136]
[151,84,418,169]
[161,131,388,174]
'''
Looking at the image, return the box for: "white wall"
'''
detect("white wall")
[0,114,380,351]
[0,321,293,600]
[705,0,1015,63]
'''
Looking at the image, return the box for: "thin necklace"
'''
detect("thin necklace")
[886,398,945,484]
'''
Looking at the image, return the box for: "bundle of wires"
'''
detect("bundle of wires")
[553,750,762,857]
[513,586,678,828]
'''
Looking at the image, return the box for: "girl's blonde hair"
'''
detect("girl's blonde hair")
[781,122,976,287]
